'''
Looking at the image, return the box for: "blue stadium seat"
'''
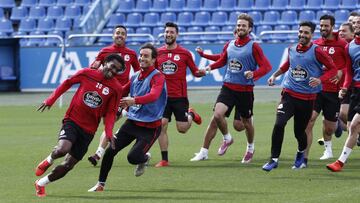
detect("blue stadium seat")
[340,0,357,9]
[273,25,290,42]
[10,6,28,21]
[184,0,202,12]
[192,11,210,27]
[54,17,72,32]
[298,10,316,22]
[153,26,165,39]
[0,19,13,34]
[18,18,36,32]
[151,0,168,12]
[37,18,54,32]
[0,0,15,9]
[167,0,185,12]
[125,13,142,27]
[47,6,64,19]
[279,10,297,25]
[256,25,272,41]
[183,26,203,43]
[322,0,341,10]
[236,0,253,12]
[271,0,288,11]
[261,11,280,25]
[133,27,152,43]
[29,6,46,19]
[106,13,125,28]
[210,11,228,26]
[335,10,349,24]
[201,0,219,12]
[74,0,91,6]
[287,0,305,10]
[21,0,37,8]
[201,26,220,42]
[116,0,134,13]
[142,12,160,27]
[248,11,262,25]
[98,28,113,44]
[38,0,56,7]
[0,8,4,19]
[134,0,151,13]
[219,25,234,41]
[158,12,176,25]
[219,0,237,12]
[177,12,193,27]
[306,0,322,10]
[227,11,241,25]
[57,0,74,7]
[316,10,333,23]
[26,31,46,47]
[254,0,271,11]
[44,30,63,46]
[64,5,82,19]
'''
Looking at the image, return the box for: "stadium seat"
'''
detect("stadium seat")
[247,11,262,25]
[219,0,237,12]
[158,12,176,25]
[64,5,82,19]
[201,26,220,42]
[54,17,72,32]
[322,0,341,10]
[210,11,228,26]
[98,28,113,44]
[298,10,316,22]
[256,25,273,41]
[125,13,142,27]
[38,0,56,7]
[153,26,165,39]
[340,0,357,9]
[227,11,241,26]
[236,0,253,12]
[10,6,28,21]
[21,0,37,8]
[57,0,74,7]
[47,6,64,19]
[0,0,15,9]
[116,0,135,13]
[26,31,46,47]
[287,0,305,10]
[192,11,210,27]
[279,10,297,25]
[253,0,271,11]
[316,10,333,23]
[37,18,54,32]
[261,11,280,25]
[0,19,13,34]
[201,0,219,12]
[142,12,160,27]
[271,0,288,11]
[167,0,185,12]
[134,0,151,13]
[306,0,322,10]
[218,25,234,41]
[177,12,193,27]
[74,0,91,6]
[106,13,125,28]
[335,10,350,24]
[184,0,202,12]
[29,6,46,19]
[0,8,4,19]
[183,26,203,43]
[151,0,168,12]
[133,27,152,43]
[18,18,36,32]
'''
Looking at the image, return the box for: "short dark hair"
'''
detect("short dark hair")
[164,22,179,33]
[299,21,316,33]
[349,11,360,17]
[320,14,335,26]
[237,13,254,29]
[340,22,354,33]
[140,43,158,59]
[113,25,127,33]
[104,53,125,70]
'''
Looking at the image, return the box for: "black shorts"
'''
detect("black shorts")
[348,87,360,121]
[162,97,189,122]
[341,88,352,105]
[313,91,340,122]
[58,120,94,161]
[215,86,254,119]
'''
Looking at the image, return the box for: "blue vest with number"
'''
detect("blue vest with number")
[223,40,257,85]
[127,69,167,122]
[282,44,324,94]
[348,41,360,82]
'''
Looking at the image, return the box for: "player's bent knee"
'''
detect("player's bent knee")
[127,153,141,165]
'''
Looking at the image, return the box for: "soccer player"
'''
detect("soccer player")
[34,54,125,197]
[339,22,355,43]
[88,43,167,192]
[304,15,348,163]
[327,15,360,172]
[193,13,272,163]
[348,11,360,24]
[88,25,140,167]
[154,22,206,167]
[262,21,337,172]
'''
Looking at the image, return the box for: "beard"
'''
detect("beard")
[320,30,330,38]
[165,37,176,45]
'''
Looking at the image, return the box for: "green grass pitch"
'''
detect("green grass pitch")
[1,102,360,203]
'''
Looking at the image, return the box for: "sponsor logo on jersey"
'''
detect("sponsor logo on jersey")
[228,58,243,73]
[290,65,308,81]
[160,60,178,74]
[83,91,103,108]
[102,87,109,95]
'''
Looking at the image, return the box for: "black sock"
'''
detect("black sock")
[161,151,168,161]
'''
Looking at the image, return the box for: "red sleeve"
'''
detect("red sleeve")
[252,43,272,81]
[315,47,338,82]
[134,73,165,104]
[44,70,83,106]
[279,57,290,72]
[186,51,203,77]
[209,42,230,70]
[90,48,107,68]
[122,81,131,97]
[200,52,221,61]
[131,52,140,72]
[343,45,353,89]
[103,88,122,139]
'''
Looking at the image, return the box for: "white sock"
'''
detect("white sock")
[339,146,352,163]
[247,143,254,153]
[46,155,53,164]
[200,147,208,155]
[37,176,50,186]
[95,147,105,158]
[223,133,232,141]
[272,158,278,162]
[121,109,127,117]
[324,141,332,153]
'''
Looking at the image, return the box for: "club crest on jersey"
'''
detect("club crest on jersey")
[228,58,242,73]
[83,91,103,108]
[102,87,109,95]
[291,65,308,81]
[124,54,130,62]
[328,47,335,55]
[161,60,178,74]
[174,54,180,61]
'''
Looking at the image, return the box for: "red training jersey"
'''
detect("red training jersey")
[343,36,360,89]
[44,68,123,139]
[91,44,140,85]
